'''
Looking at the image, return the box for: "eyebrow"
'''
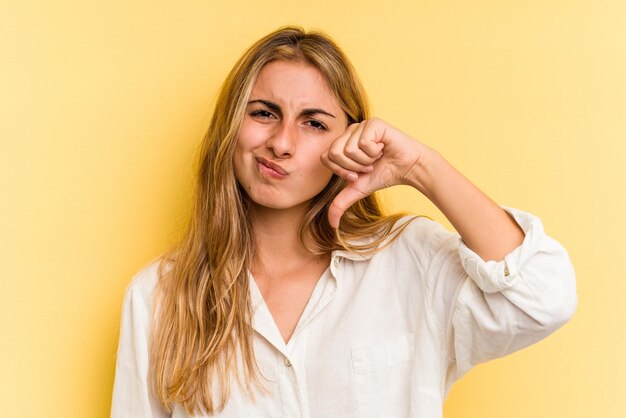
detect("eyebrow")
[247,99,336,119]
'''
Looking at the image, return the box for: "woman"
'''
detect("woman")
[111,26,577,418]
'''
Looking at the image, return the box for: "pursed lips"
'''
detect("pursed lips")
[255,156,289,177]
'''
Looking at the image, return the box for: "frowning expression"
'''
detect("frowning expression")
[233,60,349,213]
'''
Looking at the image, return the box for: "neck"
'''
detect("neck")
[248,202,321,268]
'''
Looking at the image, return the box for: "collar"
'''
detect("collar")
[330,215,418,262]
[331,248,375,262]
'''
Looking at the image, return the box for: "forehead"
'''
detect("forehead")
[251,60,341,110]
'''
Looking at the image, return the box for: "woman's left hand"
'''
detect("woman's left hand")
[321,117,431,228]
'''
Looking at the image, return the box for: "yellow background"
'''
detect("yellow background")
[1,1,624,417]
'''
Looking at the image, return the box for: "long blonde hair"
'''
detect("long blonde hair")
[150,25,416,415]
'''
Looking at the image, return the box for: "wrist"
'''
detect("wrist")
[403,147,446,199]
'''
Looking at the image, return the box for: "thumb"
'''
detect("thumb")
[328,184,368,229]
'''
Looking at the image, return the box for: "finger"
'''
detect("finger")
[335,122,361,142]
[363,141,385,159]
[351,120,386,159]
[327,124,376,173]
[342,122,379,165]
[328,185,369,229]
[326,146,373,173]
[321,152,359,181]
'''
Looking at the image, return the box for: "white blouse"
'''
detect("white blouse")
[110,207,577,418]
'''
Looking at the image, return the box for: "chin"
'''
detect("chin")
[243,189,314,212]
[250,196,310,211]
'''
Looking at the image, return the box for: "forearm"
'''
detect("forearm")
[405,149,525,261]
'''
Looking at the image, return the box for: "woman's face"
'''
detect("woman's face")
[233,60,349,214]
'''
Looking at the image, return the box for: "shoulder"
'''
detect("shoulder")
[386,214,460,257]
[336,215,461,268]
[123,256,173,310]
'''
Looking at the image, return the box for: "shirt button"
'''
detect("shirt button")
[284,357,292,367]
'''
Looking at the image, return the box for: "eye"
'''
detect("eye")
[306,119,327,131]
[250,110,275,119]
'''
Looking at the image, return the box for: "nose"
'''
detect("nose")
[266,121,297,158]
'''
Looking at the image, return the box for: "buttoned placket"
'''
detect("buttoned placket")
[249,256,341,418]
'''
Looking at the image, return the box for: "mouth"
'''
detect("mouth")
[255,156,289,178]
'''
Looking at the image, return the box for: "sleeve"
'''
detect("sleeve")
[110,264,171,418]
[421,207,578,395]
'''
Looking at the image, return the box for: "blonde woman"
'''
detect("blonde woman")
[111,26,577,418]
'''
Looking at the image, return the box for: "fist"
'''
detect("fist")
[320,118,428,228]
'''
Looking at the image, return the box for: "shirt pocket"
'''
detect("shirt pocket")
[350,333,415,418]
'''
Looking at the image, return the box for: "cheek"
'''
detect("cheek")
[237,119,269,149]
[306,140,334,172]
[232,139,249,181]
[305,158,334,187]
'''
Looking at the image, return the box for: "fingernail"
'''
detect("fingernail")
[363,165,374,172]
[347,172,358,181]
